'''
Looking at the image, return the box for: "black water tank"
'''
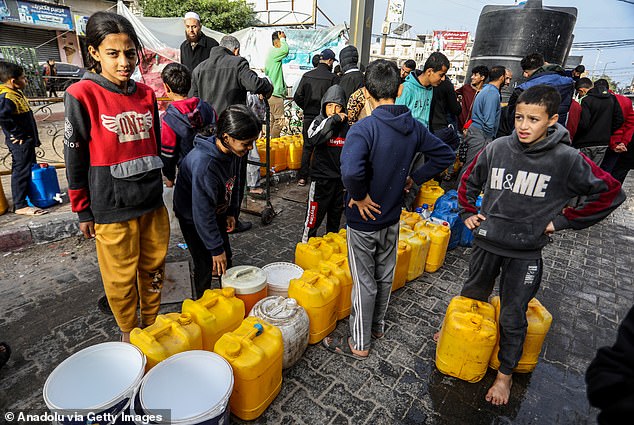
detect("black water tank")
[468,0,577,100]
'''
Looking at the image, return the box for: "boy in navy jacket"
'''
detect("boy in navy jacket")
[323,60,455,360]
[160,63,216,186]
[457,84,625,406]
[301,84,349,242]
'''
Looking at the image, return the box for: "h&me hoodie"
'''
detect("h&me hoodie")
[459,123,625,259]
[341,104,455,232]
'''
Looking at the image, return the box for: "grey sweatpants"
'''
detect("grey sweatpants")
[347,222,399,351]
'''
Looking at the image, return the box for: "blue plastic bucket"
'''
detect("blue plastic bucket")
[43,342,146,425]
[134,350,233,425]
[27,163,61,208]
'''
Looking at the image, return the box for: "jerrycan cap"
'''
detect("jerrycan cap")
[225,340,242,358]
[177,313,192,325]
[221,287,236,298]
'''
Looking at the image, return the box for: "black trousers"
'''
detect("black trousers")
[460,245,543,375]
[178,216,232,299]
[5,139,36,210]
[301,178,345,242]
[298,118,314,181]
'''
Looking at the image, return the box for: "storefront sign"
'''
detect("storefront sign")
[16,0,73,30]
[74,14,88,36]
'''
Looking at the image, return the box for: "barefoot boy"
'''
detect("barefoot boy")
[457,84,625,405]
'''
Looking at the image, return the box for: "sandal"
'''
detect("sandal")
[0,342,11,369]
[297,179,306,187]
[371,330,385,339]
[15,206,48,216]
[322,335,368,361]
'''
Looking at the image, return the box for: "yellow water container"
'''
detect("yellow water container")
[294,237,334,271]
[398,226,430,281]
[400,210,422,229]
[435,296,498,383]
[319,255,352,320]
[392,241,412,292]
[130,312,203,371]
[0,179,8,215]
[414,220,450,272]
[288,139,303,170]
[182,287,245,351]
[274,140,288,171]
[214,317,283,421]
[488,296,553,373]
[256,142,267,177]
[414,180,445,210]
[322,231,347,256]
[288,269,340,344]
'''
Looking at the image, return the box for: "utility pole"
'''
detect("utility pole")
[349,0,375,66]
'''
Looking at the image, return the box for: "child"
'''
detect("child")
[173,105,261,299]
[64,12,169,342]
[301,84,349,243]
[323,59,455,359]
[0,61,47,216]
[457,84,625,405]
[159,62,217,187]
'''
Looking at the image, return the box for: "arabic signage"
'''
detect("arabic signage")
[432,31,470,52]
[1,0,74,30]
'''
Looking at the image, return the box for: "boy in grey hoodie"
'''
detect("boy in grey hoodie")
[457,84,625,406]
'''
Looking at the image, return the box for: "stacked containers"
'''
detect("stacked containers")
[398,226,430,281]
[288,137,303,170]
[414,180,445,210]
[288,269,340,344]
[262,262,304,298]
[221,266,268,316]
[249,296,310,369]
[489,296,553,373]
[430,208,462,250]
[319,256,352,320]
[181,288,245,351]
[392,241,412,292]
[295,238,334,271]
[322,231,347,256]
[414,220,450,272]
[130,312,203,371]
[436,296,498,382]
[400,210,422,229]
[214,317,283,421]
[275,140,288,171]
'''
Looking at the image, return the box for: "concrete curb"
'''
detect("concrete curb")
[0,211,79,252]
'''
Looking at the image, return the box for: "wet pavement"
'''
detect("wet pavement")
[0,174,633,424]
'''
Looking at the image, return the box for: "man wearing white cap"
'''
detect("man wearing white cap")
[180,11,219,72]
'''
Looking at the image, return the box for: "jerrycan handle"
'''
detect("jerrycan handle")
[202,292,220,308]
[243,323,264,342]
[143,316,174,341]
[306,274,320,285]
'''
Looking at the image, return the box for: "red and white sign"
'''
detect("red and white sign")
[432,31,470,52]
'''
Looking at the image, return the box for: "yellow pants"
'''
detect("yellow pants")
[95,207,170,332]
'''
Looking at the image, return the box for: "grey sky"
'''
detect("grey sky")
[317,0,634,86]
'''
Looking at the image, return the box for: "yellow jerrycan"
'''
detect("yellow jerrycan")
[488,296,553,373]
[414,180,445,210]
[274,140,288,171]
[182,287,245,351]
[214,317,283,421]
[392,241,412,292]
[288,139,303,170]
[256,141,267,177]
[414,220,450,272]
[435,296,498,383]
[295,237,334,271]
[398,226,430,281]
[318,255,352,320]
[130,312,203,371]
[288,269,340,344]
[323,231,347,256]
[400,210,422,229]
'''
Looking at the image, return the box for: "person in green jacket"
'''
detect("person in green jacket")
[265,30,289,138]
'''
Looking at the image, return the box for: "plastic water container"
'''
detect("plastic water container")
[398,226,431,281]
[414,180,445,210]
[288,269,340,344]
[43,342,145,425]
[400,209,422,229]
[295,237,334,271]
[274,140,288,171]
[181,288,245,351]
[430,207,462,250]
[323,231,347,256]
[392,241,412,292]
[288,139,303,170]
[414,220,450,272]
[433,189,459,212]
[319,255,352,320]
[221,266,268,316]
[489,296,553,373]
[249,296,309,369]
[262,262,304,298]
[214,317,283,421]
[436,296,498,383]
[134,350,233,425]
[28,163,61,208]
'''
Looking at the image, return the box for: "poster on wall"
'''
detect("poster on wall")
[16,0,73,30]
[74,14,88,36]
[432,31,469,52]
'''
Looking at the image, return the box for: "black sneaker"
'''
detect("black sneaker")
[229,220,253,234]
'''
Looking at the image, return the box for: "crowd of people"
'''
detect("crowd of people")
[0,9,633,417]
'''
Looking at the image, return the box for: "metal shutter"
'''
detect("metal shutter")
[0,24,61,62]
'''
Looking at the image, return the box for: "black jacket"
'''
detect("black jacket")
[294,63,340,120]
[306,85,349,180]
[430,78,461,132]
[180,33,219,72]
[189,46,273,115]
[339,70,364,103]
[573,87,625,148]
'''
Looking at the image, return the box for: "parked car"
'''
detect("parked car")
[40,61,86,91]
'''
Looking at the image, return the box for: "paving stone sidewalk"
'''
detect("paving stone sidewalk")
[0,178,633,424]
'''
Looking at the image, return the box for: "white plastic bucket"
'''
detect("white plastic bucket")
[43,342,146,425]
[262,262,303,297]
[135,350,233,425]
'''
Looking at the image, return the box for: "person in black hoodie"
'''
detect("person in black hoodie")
[293,48,340,186]
[457,84,625,406]
[573,78,624,165]
[301,85,349,242]
[174,105,261,299]
[338,45,364,103]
